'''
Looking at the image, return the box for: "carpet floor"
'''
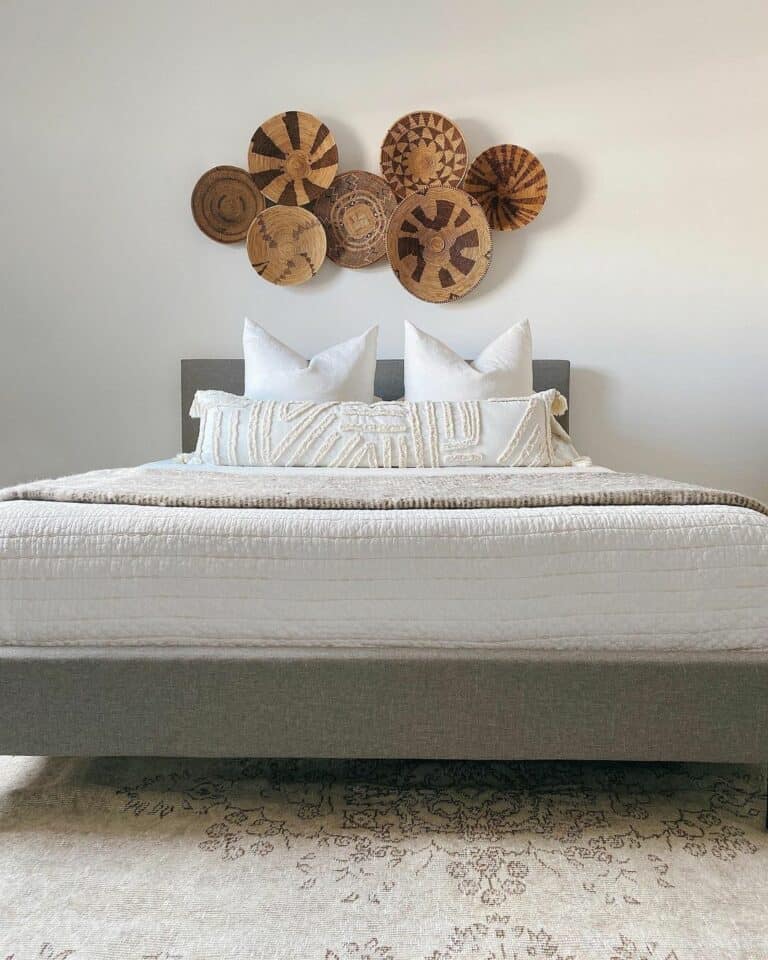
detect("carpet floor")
[0,757,766,959]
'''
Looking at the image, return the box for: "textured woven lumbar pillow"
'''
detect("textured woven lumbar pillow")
[403,319,533,401]
[243,319,378,401]
[188,390,580,468]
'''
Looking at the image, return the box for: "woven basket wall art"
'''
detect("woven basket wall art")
[191,166,265,243]
[380,111,468,199]
[464,145,548,231]
[248,111,338,207]
[246,205,327,286]
[313,170,397,268]
[192,108,548,302]
[386,186,492,303]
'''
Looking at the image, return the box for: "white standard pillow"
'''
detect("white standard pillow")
[188,389,582,468]
[404,319,533,401]
[243,319,378,401]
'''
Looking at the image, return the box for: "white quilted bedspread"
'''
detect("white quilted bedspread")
[1,464,767,652]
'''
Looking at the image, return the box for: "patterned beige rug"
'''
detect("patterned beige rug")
[0,757,766,960]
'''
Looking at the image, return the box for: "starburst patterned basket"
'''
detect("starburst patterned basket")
[380,111,468,199]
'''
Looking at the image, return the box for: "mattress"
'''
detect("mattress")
[1,463,767,653]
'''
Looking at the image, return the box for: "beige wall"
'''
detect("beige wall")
[1,0,766,498]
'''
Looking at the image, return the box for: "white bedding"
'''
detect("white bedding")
[1,462,767,653]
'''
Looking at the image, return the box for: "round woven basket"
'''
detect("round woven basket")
[191,166,265,243]
[313,170,397,268]
[246,205,327,286]
[248,111,339,207]
[380,111,468,200]
[464,145,547,231]
[386,186,491,303]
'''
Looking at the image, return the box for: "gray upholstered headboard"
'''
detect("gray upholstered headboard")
[180,358,570,453]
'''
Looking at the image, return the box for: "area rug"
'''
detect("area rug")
[0,757,766,960]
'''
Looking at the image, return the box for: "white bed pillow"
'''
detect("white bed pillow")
[243,319,378,401]
[404,320,533,401]
[188,389,581,468]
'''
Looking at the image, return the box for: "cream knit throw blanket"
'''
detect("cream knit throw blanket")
[1,466,767,515]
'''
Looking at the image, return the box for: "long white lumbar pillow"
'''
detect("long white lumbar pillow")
[188,390,582,468]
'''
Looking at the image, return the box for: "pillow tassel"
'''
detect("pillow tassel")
[551,392,568,418]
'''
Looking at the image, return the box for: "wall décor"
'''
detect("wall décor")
[246,205,327,286]
[191,166,265,243]
[248,111,339,206]
[386,186,492,303]
[313,170,397,268]
[191,109,547,299]
[380,112,468,199]
[464,145,548,231]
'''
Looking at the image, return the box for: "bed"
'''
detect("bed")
[0,359,767,785]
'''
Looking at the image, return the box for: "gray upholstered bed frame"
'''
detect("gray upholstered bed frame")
[0,358,766,801]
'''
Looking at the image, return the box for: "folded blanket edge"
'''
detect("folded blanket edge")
[1,466,766,517]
